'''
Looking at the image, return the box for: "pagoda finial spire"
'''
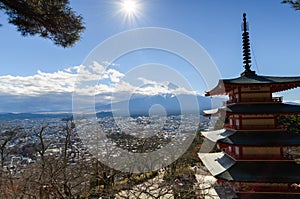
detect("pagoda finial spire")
[241,13,256,76]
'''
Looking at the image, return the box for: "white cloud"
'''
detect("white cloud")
[0,62,126,96]
[101,61,120,67]
[0,69,76,96]
[0,59,206,113]
[106,69,124,83]
[137,77,158,85]
[0,64,197,112]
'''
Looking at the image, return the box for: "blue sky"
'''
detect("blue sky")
[0,0,300,112]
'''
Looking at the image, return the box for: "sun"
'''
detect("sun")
[117,0,143,25]
[121,0,138,15]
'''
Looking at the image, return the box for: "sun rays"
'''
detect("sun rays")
[116,0,144,26]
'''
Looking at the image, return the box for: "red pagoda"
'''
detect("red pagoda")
[199,13,300,198]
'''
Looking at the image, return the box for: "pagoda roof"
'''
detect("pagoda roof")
[220,103,300,114]
[198,152,236,176]
[216,161,300,183]
[218,131,300,146]
[201,129,236,142]
[206,74,300,96]
[223,75,300,85]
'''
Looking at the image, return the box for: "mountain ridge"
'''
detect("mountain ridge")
[0,94,226,120]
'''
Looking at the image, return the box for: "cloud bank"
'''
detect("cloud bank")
[0,62,196,112]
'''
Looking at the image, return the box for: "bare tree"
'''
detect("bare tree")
[20,119,91,198]
[0,127,19,198]
[0,128,17,169]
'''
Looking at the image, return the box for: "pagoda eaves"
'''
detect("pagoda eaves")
[203,129,300,146]
[223,103,300,114]
[206,75,300,96]
[216,161,300,183]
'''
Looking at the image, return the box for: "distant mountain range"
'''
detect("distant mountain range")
[0,112,72,120]
[0,93,225,120]
[1,94,299,120]
[284,101,300,106]
[96,94,218,117]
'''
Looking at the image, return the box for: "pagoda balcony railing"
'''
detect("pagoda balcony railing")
[224,150,294,160]
[272,96,283,102]
[232,154,293,161]
[226,96,282,104]
[224,124,287,130]
[238,184,300,193]
[241,124,284,130]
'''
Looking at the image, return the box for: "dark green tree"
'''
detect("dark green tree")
[278,115,300,133]
[0,0,85,47]
[282,0,300,11]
